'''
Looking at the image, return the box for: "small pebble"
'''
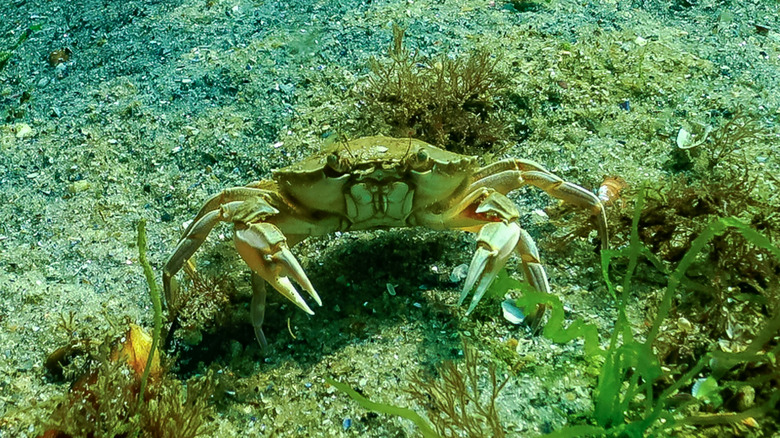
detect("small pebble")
[14,123,33,139]
[530,209,549,225]
[755,23,770,36]
[677,317,693,332]
[68,180,91,193]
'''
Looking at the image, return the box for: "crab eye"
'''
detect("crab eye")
[326,152,349,174]
[408,148,431,171]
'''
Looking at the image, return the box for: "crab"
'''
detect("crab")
[163,136,607,346]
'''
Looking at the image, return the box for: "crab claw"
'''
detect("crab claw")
[234,222,322,314]
[459,221,521,315]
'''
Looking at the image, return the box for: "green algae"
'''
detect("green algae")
[328,340,507,438]
[543,203,780,436]
[136,218,163,410]
[326,377,440,438]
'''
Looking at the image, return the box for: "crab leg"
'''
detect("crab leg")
[250,272,268,349]
[460,221,519,313]
[424,188,550,316]
[470,159,609,249]
[163,187,277,306]
[234,222,322,315]
[163,200,245,306]
[455,157,609,317]
[520,170,608,249]
[460,221,550,316]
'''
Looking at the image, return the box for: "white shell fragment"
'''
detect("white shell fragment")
[676,122,712,149]
[501,299,526,325]
[530,208,549,225]
[450,264,469,283]
[677,317,693,332]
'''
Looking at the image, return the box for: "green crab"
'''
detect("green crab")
[163,136,607,346]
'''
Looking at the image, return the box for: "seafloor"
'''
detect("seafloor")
[1,0,779,436]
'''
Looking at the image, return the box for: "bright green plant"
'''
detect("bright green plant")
[326,377,440,438]
[136,218,163,409]
[535,189,780,436]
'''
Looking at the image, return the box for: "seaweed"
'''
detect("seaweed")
[0,25,39,73]
[38,221,217,438]
[406,342,508,438]
[43,358,216,438]
[548,109,777,355]
[362,25,507,154]
[326,378,440,438]
[479,183,779,435]
[696,111,763,175]
[328,340,508,438]
[164,263,232,347]
[43,312,92,381]
[523,105,778,434]
[533,190,780,436]
[136,218,163,409]
[328,186,779,435]
[138,375,217,438]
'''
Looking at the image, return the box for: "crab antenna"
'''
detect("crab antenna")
[337,132,356,159]
[404,135,412,158]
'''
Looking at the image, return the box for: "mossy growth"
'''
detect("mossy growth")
[166,264,233,346]
[514,189,780,435]
[328,340,508,438]
[361,24,508,154]
[41,335,217,438]
[406,341,508,438]
[635,111,774,345]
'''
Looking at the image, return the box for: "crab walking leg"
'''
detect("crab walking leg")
[163,201,245,306]
[250,273,268,349]
[469,160,609,249]
[234,222,322,315]
[521,170,608,249]
[515,227,550,298]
